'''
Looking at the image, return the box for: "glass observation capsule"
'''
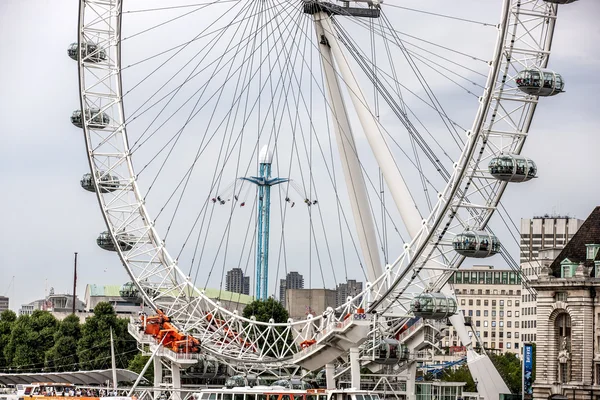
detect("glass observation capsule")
[488,154,537,183]
[71,109,110,129]
[373,339,409,364]
[96,231,136,252]
[410,293,458,320]
[67,42,106,63]
[453,230,501,258]
[516,69,564,96]
[80,172,120,193]
[119,282,139,299]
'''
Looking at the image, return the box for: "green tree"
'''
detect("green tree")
[489,352,522,394]
[45,314,82,371]
[0,310,17,368]
[128,353,154,383]
[242,298,289,358]
[4,311,58,372]
[441,365,476,392]
[77,302,136,370]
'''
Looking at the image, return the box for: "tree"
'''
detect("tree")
[128,353,154,383]
[4,311,58,372]
[0,310,17,368]
[46,314,82,371]
[489,352,522,394]
[242,298,289,358]
[441,365,476,392]
[77,302,136,370]
[243,298,289,324]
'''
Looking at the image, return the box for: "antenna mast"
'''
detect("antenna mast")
[72,252,78,314]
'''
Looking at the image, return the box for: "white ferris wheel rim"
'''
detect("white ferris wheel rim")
[76,0,560,363]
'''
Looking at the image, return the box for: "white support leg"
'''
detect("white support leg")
[349,347,361,390]
[172,363,181,400]
[317,13,423,239]
[153,356,162,400]
[405,363,417,400]
[313,13,382,283]
[325,363,336,390]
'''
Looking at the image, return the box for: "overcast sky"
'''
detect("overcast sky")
[0,0,598,312]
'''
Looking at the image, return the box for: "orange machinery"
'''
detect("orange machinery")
[141,310,200,354]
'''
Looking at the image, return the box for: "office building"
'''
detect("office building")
[279,271,304,307]
[447,265,522,354]
[0,296,8,312]
[225,268,250,295]
[335,279,363,308]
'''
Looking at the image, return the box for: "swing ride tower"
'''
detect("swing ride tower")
[240,146,289,300]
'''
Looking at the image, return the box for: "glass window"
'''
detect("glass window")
[461,299,465,306]
[476,300,481,306]
[469,299,473,306]
[500,300,504,306]
[492,300,497,306]
[508,300,512,306]
[484,331,488,338]
[468,310,473,316]
[484,300,489,306]
[476,320,481,327]
[515,321,519,329]
[507,332,511,338]
[499,321,504,327]
[235,395,244,400]
[506,342,511,349]
[500,311,504,317]
[516,311,520,317]
[484,310,489,317]
[476,310,481,316]
[555,292,568,302]
[492,311,496,317]
[507,321,512,328]
[507,311,512,317]
[516,300,520,307]
[492,321,496,327]
[515,332,519,338]
[484,321,488,327]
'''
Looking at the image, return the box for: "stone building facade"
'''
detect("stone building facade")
[531,206,600,400]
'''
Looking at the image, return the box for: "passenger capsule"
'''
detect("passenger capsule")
[96,231,136,252]
[119,282,140,299]
[516,69,564,96]
[80,172,120,193]
[453,230,501,258]
[373,339,409,364]
[71,109,110,129]
[544,0,578,3]
[488,154,537,182]
[67,42,106,63]
[410,293,458,320]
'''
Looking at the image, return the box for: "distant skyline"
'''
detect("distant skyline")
[0,1,598,311]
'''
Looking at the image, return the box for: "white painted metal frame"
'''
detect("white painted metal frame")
[76,0,559,369]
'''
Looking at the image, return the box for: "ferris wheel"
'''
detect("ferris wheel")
[71,0,576,384]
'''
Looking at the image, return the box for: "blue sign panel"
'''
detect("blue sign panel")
[523,343,534,395]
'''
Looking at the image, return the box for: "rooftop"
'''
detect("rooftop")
[548,206,600,277]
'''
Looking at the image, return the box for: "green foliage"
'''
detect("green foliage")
[3,311,58,372]
[128,353,154,383]
[441,365,477,392]
[441,353,523,394]
[242,298,290,358]
[0,310,17,368]
[45,314,82,371]
[489,352,522,394]
[243,298,289,323]
[77,302,136,370]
